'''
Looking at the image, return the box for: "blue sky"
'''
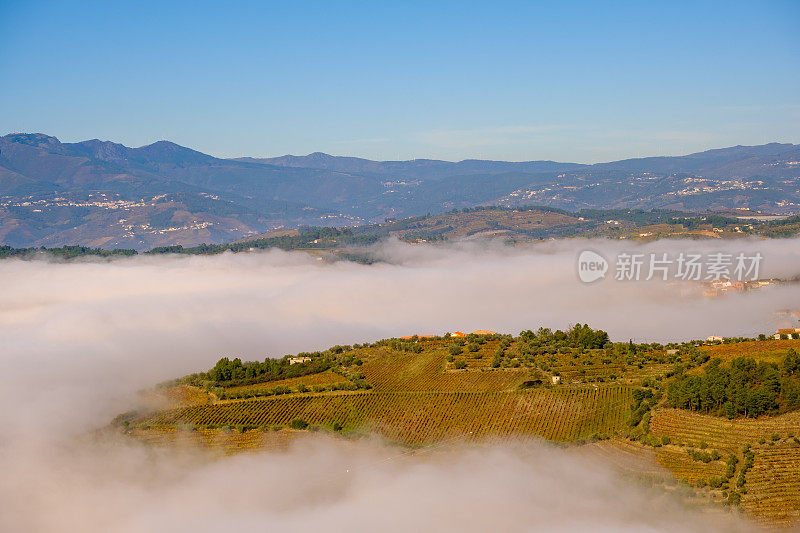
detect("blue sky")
[1,0,798,162]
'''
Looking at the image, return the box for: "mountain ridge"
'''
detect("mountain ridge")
[1,132,799,250]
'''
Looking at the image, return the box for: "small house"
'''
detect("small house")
[289,356,311,365]
[774,328,800,340]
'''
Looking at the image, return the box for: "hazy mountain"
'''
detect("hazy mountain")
[588,143,800,179]
[238,144,800,180]
[238,152,586,180]
[1,132,799,249]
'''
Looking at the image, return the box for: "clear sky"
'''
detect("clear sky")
[1,0,798,162]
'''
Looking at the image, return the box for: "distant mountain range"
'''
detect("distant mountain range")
[1,132,799,249]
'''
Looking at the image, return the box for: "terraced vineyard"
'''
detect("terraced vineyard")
[654,447,727,484]
[651,408,800,453]
[135,339,634,445]
[125,334,800,528]
[650,407,800,527]
[741,446,800,525]
[139,387,632,445]
[700,339,800,365]
[550,362,673,384]
[227,370,346,393]
[359,345,528,392]
[580,439,670,482]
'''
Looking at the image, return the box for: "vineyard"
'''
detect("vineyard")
[134,338,636,446]
[653,447,727,484]
[144,384,212,409]
[649,407,800,527]
[128,425,301,454]
[226,370,347,393]
[137,387,632,445]
[123,333,800,528]
[356,341,672,391]
[580,439,665,478]
[650,408,800,453]
[741,446,800,525]
[549,361,673,384]
[700,338,800,364]
[359,346,528,392]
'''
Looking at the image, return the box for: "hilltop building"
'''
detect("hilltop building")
[774,328,800,339]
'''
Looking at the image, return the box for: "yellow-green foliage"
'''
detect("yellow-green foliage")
[139,387,632,445]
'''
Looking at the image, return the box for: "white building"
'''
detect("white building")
[774,328,800,340]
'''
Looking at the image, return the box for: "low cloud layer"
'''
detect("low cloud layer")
[0,436,756,533]
[1,237,796,531]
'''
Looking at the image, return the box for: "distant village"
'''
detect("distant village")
[700,277,799,298]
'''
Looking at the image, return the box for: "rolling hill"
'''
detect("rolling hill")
[118,330,800,527]
[2,132,799,249]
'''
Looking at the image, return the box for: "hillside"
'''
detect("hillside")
[2,133,799,249]
[4,206,799,263]
[118,329,800,527]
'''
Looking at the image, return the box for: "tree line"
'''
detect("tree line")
[518,324,610,351]
[0,244,137,259]
[146,227,380,255]
[202,356,333,387]
[666,350,800,418]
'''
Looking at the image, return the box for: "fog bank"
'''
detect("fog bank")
[1,238,795,531]
[0,436,758,533]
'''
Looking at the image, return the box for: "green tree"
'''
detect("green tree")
[290,419,309,430]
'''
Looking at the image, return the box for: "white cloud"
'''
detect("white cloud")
[0,239,795,531]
